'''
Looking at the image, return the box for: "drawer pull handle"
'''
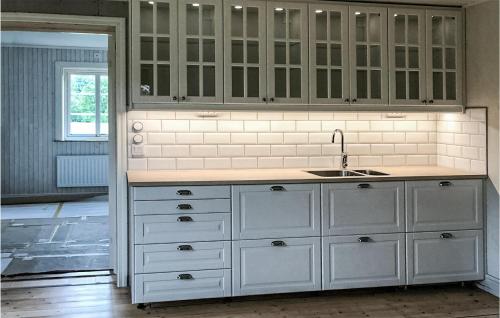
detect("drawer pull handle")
[177,204,193,210]
[177,245,193,251]
[177,273,193,280]
[439,181,452,187]
[176,190,192,196]
[177,216,193,222]
[271,240,286,247]
[440,233,453,239]
[358,236,371,243]
[357,184,371,189]
[270,186,285,191]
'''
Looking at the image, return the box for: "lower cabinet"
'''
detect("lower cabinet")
[232,237,322,296]
[322,234,406,290]
[407,230,484,284]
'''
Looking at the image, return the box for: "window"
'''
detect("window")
[56,62,108,141]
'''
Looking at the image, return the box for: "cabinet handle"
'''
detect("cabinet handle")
[181,96,186,101]
[271,240,286,247]
[440,233,453,239]
[177,216,193,222]
[262,97,267,102]
[439,181,452,187]
[177,273,193,280]
[357,184,371,189]
[177,204,193,210]
[270,185,285,191]
[352,98,357,103]
[176,189,192,196]
[269,97,275,102]
[421,99,427,104]
[428,99,434,104]
[172,96,178,101]
[358,236,371,243]
[344,98,350,103]
[177,245,193,251]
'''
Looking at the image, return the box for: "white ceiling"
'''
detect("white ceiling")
[1,31,108,49]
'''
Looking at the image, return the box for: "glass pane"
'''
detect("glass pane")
[369,13,381,42]
[186,4,199,36]
[370,45,380,67]
[275,41,286,64]
[289,42,301,65]
[140,37,153,60]
[187,65,199,96]
[446,72,456,100]
[316,69,328,98]
[140,1,153,33]
[394,14,405,44]
[157,37,170,61]
[408,15,419,44]
[330,12,341,42]
[444,17,456,46]
[445,48,456,69]
[99,75,108,135]
[331,69,342,99]
[202,5,215,36]
[371,70,381,99]
[395,71,406,99]
[203,39,215,62]
[157,65,170,96]
[187,38,199,62]
[289,9,301,40]
[432,16,443,45]
[330,44,342,66]
[395,46,406,68]
[357,70,367,99]
[356,13,367,42]
[316,11,327,41]
[231,5,243,37]
[232,66,244,97]
[316,43,327,66]
[433,72,443,100]
[290,68,301,98]
[247,41,259,64]
[409,71,419,99]
[247,7,259,38]
[247,67,259,97]
[69,74,96,135]
[356,45,367,67]
[408,47,419,68]
[232,40,243,63]
[432,47,443,69]
[275,68,287,97]
[157,2,170,34]
[140,64,154,95]
[203,66,216,96]
[274,10,286,39]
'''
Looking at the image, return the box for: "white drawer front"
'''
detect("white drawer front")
[322,182,405,235]
[232,184,320,239]
[134,199,231,215]
[133,185,230,201]
[232,237,321,296]
[407,230,484,285]
[135,241,231,274]
[134,270,231,303]
[322,234,406,290]
[134,214,231,244]
[406,180,483,232]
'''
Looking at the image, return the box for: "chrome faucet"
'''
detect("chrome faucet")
[332,129,348,169]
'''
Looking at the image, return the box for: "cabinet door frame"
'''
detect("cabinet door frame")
[425,9,463,106]
[388,8,427,106]
[309,4,350,105]
[131,0,179,103]
[266,1,309,104]
[178,0,224,103]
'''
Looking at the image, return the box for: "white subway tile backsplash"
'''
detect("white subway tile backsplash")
[358,156,383,167]
[370,121,394,131]
[394,121,417,131]
[347,144,371,155]
[258,133,284,144]
[162,120,189,132]
[204,158,231,169]
[176,133,203,144]
[309,156,333,168]
[296,121,321,132]
[204,133,231,144]
[284,157,308,168]
[232,157,257,168]
[128,158,148,170]
[218,145,244,157]
[245,145,271,156]
[190,120,217,132]
[148,133,175,145]
[257,112,283,120]
[371,144,394,155]
[321,120,346,131]
[148,158,176,170]
[406,155,429,166]
[454,134,470,146]
[258,157,283,168]
[231,133,257,144]
[383,132,405,143]
[383,155,406,166]
[231,112,258,120]
[309,133,331,144]
[346,121,370,131]
[283,112,308,120]
[297,145,321,156]
[177,158,204,169]
[359,132,382,143]
[271,145,297,156]
[163,145,190,157]
[218,120,244,132]
[244,121,270,132]
[271,121,296,132]
[284,133,308,144]
[144,145,162,157]
[395,144,418,154]
[406,132,429,144]
[190,145,217,157]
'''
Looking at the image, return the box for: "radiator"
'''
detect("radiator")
[57,155,108,187]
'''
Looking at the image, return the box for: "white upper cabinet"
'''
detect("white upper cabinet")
[388,8,426,105]
[267,2,309,104]
[309,4,349,105]
[349,6,388,105]
[178,0,223,103]
[223,0,267,103]
[426,10,463,106]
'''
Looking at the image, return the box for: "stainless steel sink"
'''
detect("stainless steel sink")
[306,170,364,177]
[353,169,389,176]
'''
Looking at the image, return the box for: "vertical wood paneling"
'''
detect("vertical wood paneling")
[1,46,109,197]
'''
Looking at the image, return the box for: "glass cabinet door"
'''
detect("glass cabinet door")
[309,4,349,105]
[224,0,267,103]
[267,2,308,104]
[388,8,426,105]
[179,0,223,103]
[349,7,388,105]
[132,0,178,103]
[426,10,462,105]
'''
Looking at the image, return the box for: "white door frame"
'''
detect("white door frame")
[1,12,129,287]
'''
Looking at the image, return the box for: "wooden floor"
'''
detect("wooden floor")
[1,278,498,318]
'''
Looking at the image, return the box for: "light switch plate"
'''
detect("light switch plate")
[131,144,144,157]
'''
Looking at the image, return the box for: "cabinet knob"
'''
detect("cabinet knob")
[440,233,453,239]
[172,96,178,101]
[357,184,371,189]
[270,185,285,191]
[176,189,192,196]
[269,97,275,102]
[344,98,350,103]
[177,216,193,222]
[358,236,371,243]
[428,99,434,104]
[352,98,357,103]
[177,273,193,280]
[439,181,452,187]
[177,245,193,251]
[271,240,286,247]
[181,96,186,101]
[177,204,192,210]
[262,97,267,102]
[422,99,427,104]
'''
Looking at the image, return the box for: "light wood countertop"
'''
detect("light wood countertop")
[127,166,486,186]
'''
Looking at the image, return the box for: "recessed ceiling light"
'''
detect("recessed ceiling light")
[315,9,323,14]
[275,7,284,12]
[234,5,242,9]
[148,1,154,4]
[394,13,398,17]
[355,11,361,15]
[192,3,200,7]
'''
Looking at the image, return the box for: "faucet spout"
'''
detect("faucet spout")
[332,129,348,169]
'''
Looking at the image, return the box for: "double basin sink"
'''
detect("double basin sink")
[306,169,389,178]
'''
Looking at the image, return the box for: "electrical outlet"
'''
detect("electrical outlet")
[131,144,144,157]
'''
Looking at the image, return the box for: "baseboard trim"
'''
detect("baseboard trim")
[477,274,500,297]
